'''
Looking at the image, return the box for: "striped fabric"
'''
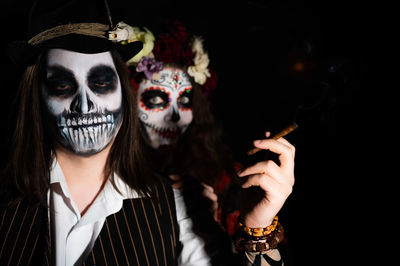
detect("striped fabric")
[0,199,50,266]
[83,180,180,266]
[0,178,181,266]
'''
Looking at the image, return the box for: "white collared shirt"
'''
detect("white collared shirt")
[47,159,210,266]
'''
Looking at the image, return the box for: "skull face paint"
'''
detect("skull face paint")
[138,67,193,149]
[42,49,123,156]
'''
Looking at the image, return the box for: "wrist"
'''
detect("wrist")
[243,214,274,228]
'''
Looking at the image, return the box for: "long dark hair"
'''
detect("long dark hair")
[173,80,236,187]
[0,49,154,204]
[133,65,237,188]
[132,64,238,265]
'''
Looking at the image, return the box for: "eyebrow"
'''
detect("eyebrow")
[87,65,117,81]
[46,65,75,80]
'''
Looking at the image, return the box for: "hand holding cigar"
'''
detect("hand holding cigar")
[247,122,298,155]
[239,123,296,229]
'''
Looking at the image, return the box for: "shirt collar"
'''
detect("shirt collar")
[49,158,143,200]
[49,158,145,227]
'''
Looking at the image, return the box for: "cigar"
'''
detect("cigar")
[247,122,298,155]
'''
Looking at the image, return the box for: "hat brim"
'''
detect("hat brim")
[7,34,143,69]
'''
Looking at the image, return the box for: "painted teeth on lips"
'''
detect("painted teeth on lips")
[58,114,114,128]
[157,128,180,139]
[143,122,180,139]
[152,126,180,139]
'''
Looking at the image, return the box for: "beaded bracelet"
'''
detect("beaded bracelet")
[234,222,285,253]
[238,216,279,237]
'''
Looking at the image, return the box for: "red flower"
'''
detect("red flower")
[203,69,218,93]
[153,20,196,66]
[168,20,190,43]
[181,45,194,66]
[153,34,181,63]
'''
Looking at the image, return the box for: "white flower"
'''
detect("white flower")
[187,37,210,85]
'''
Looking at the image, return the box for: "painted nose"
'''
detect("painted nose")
[170,108,180,123]
[70,92,94,113]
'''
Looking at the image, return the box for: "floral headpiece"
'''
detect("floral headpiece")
[126,20,217,94]
[108,21,155,63]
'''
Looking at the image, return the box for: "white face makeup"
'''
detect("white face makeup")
[42,49,123,156]
[137,67,193,149]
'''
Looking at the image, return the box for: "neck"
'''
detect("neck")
[55,144,113,215]
[56,147,111,183]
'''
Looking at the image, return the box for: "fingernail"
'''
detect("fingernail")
[254,140,261,145]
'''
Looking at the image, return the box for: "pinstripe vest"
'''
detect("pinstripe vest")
[0,179,180,266]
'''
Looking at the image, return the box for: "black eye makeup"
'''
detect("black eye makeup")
[141,88,170,110]
[177,88,192,109]
[45,66,78,97]
[87,65,118,94]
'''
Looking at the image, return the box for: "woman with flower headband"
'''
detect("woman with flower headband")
[129,20,295,266]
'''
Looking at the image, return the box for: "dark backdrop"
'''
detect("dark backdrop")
[0,0,376,265]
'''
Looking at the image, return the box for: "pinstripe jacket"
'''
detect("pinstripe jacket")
[0,178,181,266]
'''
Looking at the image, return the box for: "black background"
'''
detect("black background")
[0,0,379,265]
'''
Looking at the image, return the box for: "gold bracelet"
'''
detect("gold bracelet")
[239,216,279,237]
[234,222,285,253]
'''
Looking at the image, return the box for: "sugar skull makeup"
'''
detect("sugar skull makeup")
[42,49,123,156]
[138,67,193,149]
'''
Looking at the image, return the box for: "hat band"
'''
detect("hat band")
[28,23,110,45]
